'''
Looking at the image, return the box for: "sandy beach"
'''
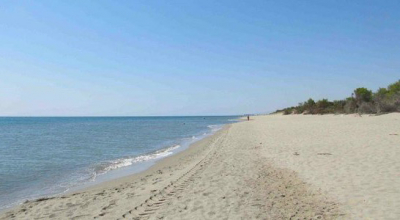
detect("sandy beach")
[2,113,399,219]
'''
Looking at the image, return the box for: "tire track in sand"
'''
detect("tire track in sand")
[116,132,227,220]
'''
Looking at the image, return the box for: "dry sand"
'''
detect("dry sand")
[1,113,399,219]
[254,113,400,220]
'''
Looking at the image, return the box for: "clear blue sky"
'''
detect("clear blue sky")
[1,1,399,116]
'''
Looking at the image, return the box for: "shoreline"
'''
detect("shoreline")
[0,125,235,219]
[0,118,340,219]
[68,124,227,195]
[0,119,235,213]
[75,125,232,194]
[2,114,399,219]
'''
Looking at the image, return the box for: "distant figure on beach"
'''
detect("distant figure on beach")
[247,115,250,121]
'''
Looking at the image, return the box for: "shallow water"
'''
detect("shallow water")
[0,116,238,210]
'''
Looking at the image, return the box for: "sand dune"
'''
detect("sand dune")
[2,113,399,219]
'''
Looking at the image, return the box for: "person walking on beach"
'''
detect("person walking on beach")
[247,115,250,121]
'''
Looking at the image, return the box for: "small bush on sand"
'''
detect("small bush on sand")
[332,100,346,114]
[283,108,292,115]
[354,88,373,105]
[358,102,377,114]
[373,82,400,113]
[344,97,357,114]
[315,99,331,114]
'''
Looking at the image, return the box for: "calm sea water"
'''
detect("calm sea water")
[0,116,238,210]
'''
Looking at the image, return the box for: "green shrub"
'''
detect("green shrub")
[303,98,316,114]
[354,88,373,105]
[344,97,357,114]
[283,108,292,115]
[332,100,346,113]
[275,79,399,115]
[373,81,400,113]
[358,102,377,114]
[387,80,400,96]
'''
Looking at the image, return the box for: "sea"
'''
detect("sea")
[0,116,238,210]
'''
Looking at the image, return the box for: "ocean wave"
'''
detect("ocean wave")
[62,125,226,192]
[207,124,223,132]
[228,118,240,122]
[90,124,223,179]
[93,144,181,176]
[71,124,226,190]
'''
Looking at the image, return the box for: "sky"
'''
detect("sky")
[1,1,399,116]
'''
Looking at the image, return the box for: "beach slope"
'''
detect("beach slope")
[2,113,399,219]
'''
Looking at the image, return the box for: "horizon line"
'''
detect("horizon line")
[0,114,248,118]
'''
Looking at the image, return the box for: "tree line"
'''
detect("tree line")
[275,80,400,115]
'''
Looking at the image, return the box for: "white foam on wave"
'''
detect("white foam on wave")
[88,124,226,183]
[94,144,181,176]
[207,124,223,132]
[99,124,225,175]
[1,145,184,211]
[228,118,240,122]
